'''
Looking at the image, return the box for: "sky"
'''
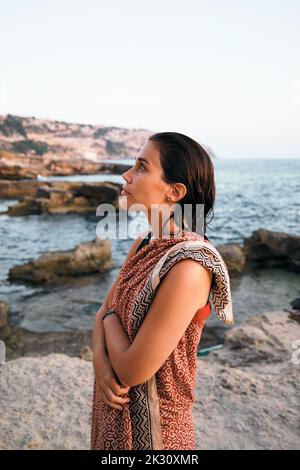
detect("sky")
[0,0,299,159]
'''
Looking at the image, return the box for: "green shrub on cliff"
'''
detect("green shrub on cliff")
[105,139,126,155]
[93,126,119,139]
[12,139,49,156]
[0,114,27,138]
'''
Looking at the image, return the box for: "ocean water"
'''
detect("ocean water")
[211,158,300,242]
[0,158,299,332]
[33,157,300,242]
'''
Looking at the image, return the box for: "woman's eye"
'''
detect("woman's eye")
[136,162,145,171]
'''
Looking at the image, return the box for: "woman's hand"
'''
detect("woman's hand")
[93,344,131,411]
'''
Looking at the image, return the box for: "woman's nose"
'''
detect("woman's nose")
[122,169,131,181]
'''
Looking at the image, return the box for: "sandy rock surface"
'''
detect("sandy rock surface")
[0,310,299,450]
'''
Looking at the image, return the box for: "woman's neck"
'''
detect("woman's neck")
[147,208,185,239]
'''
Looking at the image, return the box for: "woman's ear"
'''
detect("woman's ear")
[172,183,187,202]
[166,183,187,203]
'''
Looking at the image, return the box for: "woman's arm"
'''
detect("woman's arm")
[103,259,212,387]
[92,231,153,407]
[92,230,150,356]
[92,299,109,356]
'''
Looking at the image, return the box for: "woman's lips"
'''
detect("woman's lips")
[121,187,131,195]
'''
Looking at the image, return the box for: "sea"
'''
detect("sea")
[0,158,299,332]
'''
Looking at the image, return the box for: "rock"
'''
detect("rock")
[74,183,118,202]
[3,325,92,361]
[9,238,113,284]
[194,358,299,450]
[0,354,93,450]
[196,310,300,449]
[0,310,299,449]
[287,308,300,324]
[290,297,300,310]
[0,158,131,180]
[0,179,46,198]
[211,310,300,367]
[103,163,132,174]
[44,158,102,176]
[44,159,132,176]
[6,181,122,216]
[0,147,126,180]
[217,243,246,273]
[81,345,93,361]
[243,229,300,272]
[0,150,40,179]
[8,197,43,216]
[0,301,8,328]
[0,164,39,179]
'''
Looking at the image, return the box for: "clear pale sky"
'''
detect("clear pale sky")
[1,0,299,159]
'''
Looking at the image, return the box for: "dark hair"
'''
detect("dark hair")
[149,132,216,239]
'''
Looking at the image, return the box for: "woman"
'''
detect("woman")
[91,132,233,450]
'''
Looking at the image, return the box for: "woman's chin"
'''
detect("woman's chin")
[119,194,140,212]
[119,196,150,216]
[119,194,130,210]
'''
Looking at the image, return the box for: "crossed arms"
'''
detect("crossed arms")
[103,259,212,387]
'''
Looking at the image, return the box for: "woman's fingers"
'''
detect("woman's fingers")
[113,383,131,396]
[101,387,131,411]
[105,386,131,406]
[100,391,123,411]
[93,358,131,411]
[95,375,131,410]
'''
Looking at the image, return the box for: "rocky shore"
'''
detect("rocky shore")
[0,114,150,179]
[0,228,299,449]
[0,149,132,180]
[0,114,217,180]
[6,228,300,284]
[0,179,123,215]
[1,228,299,358]
[0,309,299,450]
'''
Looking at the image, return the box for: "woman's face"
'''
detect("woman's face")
[121,140,172,213]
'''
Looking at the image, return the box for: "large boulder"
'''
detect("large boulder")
[9,238,113,284]
[8,197,43,216]
[217,243,246,273]
[290,297,300,310]
[194,310,300,450]
[243,229,300,272]
[212,310,300,366]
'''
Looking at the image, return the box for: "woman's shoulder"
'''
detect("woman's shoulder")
[168,258,212,285]
[159,259,213,310]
